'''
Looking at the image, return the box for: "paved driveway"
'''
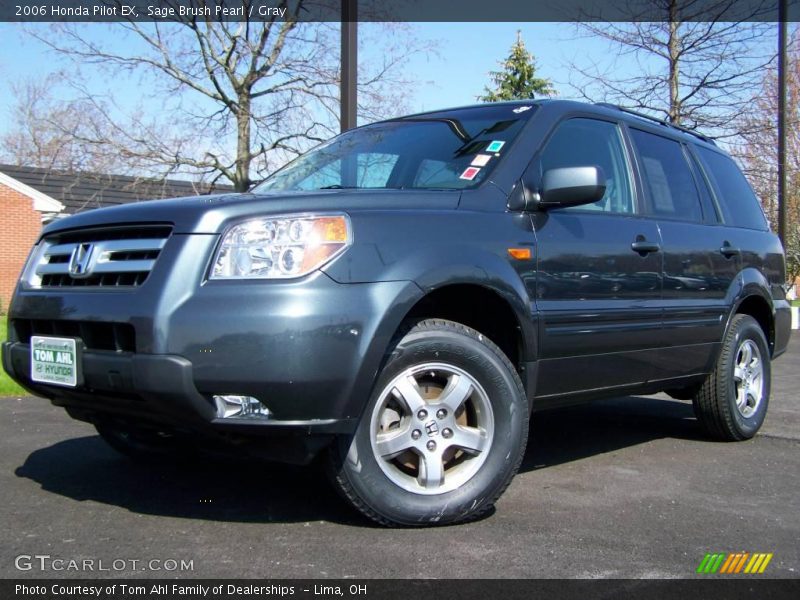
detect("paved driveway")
[1,335,798,579]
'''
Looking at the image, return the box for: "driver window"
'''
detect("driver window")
[540,118,634,214]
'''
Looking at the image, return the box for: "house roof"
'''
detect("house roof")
[0,164,235,215]
[0,169,64,214]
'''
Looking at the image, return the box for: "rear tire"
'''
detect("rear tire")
[327,319,529,526]
[692,314,771,441]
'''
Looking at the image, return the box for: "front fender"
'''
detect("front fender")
[323,211,538,362]
[407,248,537,361]
[321,210,539,415]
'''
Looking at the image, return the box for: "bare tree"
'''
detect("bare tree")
[0,77,232,212]
[24,2,431,191]
[0,77,133,174]
[567,0,775,138]
[736,33,800,283]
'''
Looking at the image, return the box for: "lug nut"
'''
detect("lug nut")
[426,440,437,451]
[436,408,447,419]
[411,429,422,440]
[417,409,428,420]
[442,428,453,439]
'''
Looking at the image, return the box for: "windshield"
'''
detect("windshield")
[254,104,536,192]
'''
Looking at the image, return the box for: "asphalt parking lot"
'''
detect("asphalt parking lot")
[1,334,798,579]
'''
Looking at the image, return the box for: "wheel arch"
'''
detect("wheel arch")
[342,246,539,421]
[401,283,530,369]
[728,268,777,356]
[734,295,774,353]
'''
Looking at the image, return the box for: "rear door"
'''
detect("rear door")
[533,117,664,399]
[628,128,734,381]
[691,145,790,354]
[691,144,775,280]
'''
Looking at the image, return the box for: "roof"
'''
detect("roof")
[0,164,235,215]
[389,99,547,121]
[0,169,64,214]
[384,99,718,149]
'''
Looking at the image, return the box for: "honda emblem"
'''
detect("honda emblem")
[68,243,95,278]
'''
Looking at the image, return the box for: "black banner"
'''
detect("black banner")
[4,579,800,600]
[1,0,799,23]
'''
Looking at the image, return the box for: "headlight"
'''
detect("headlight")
[210,213,351,279]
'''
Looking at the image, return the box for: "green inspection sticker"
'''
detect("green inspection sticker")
[30,336,80,387]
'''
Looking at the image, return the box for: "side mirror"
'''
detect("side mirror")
[538,166,606,210]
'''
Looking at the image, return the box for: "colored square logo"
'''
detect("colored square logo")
[471,154,492,167]
[696,552,774,574]
[486,140,505,153]
[460,167,481,181]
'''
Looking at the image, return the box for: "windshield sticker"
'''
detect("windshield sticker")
[513,106,532,113]
[460,167,481,181]
[486,140,505,153]
[471,154,492,167]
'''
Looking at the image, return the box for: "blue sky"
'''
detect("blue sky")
[0,22,633,131]
[0,21,783,164]
[392,22,612,110]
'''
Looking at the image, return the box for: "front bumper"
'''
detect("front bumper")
[2,344,353,434]
[3,237,423,451]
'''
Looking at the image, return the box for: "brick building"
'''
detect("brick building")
[0,165,232,311]
[0,170,63,311]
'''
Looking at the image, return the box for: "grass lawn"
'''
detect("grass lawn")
[0,315,27,397]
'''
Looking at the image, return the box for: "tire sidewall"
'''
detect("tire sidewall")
[724,317,771,438]
[338,325,528,525]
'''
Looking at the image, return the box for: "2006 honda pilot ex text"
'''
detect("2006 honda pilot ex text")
[3,100,791,525]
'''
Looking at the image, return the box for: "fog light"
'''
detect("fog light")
[213,395,272,419]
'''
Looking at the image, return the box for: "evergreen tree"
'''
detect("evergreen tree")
[480,31,555,102]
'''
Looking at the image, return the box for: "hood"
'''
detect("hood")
[41,189,462,237]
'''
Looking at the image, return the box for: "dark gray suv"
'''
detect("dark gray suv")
[2,100,791,526]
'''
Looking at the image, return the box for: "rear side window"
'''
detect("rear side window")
[630,129,703,222]
[695,147,769,231]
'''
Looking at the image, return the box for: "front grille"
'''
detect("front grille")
[12,319,136,353]
[31,225,172,289]
[41,272,150,287]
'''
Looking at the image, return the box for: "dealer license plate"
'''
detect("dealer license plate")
[30,336,80,387]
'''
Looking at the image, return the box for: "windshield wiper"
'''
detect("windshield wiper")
[318,184,358,189]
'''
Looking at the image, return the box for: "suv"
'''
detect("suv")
[3,100,791,526]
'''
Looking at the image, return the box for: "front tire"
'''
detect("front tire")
[692,314,771,441]
[328,319,529,526]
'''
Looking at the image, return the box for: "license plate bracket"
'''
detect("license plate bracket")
[30,336,83,388]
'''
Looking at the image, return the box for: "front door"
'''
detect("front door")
[532,117,664,399]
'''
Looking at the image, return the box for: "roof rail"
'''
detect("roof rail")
[595,103,716,145]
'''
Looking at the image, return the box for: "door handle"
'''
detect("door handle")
[631,237,661,255]
[719,243,741,258]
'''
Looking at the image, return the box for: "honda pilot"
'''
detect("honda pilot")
[3,100,791,526]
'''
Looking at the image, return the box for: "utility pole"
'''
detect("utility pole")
[340,0,357,133]
[778,0,787,246]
